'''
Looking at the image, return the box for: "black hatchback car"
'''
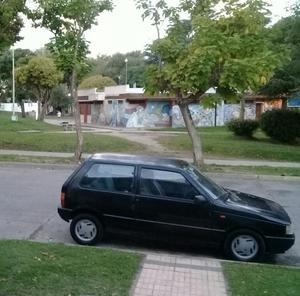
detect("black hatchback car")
[58,153,295,262]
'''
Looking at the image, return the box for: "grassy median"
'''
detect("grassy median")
[223,262,300,296]
[0,112,145,153]
[157,127,300,162]
[0,240,141,296]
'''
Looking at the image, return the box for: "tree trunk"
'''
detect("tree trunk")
[282,98,288,109]
[40,101,47,121]
[20,100,26,118]
[240,97,245,120]
[179,103,204,167]
[71,70,83,163]
[37,100,42,121]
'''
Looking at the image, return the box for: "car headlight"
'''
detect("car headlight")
[286,224,293,235]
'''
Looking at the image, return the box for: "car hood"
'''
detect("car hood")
[222,189,291,224]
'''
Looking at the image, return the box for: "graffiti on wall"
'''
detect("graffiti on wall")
[126,102,171,128]
[172,103,256,127]
[103,100,171,128]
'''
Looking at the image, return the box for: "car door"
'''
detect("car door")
[76,162,136,228]
[134,166,215,241]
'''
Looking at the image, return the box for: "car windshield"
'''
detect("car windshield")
[185,165,226,199]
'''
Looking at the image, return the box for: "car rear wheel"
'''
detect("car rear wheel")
[70,214,103,245]
[224,229,265,262]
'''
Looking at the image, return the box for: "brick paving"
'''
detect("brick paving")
[132,254,228,296]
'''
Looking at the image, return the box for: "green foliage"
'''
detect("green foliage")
[30,0,113,81]
[88,51,147,87]
[260,8,300,96]
[260,109,300,143]
[79,74,116,91]
[227,119,259,137]
[0,0,25,52]
[49,84,72,111]
[16,56,62,107]
[144,0,286,98]
[0,48,35,103]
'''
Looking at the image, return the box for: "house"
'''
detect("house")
[78,85,291,128]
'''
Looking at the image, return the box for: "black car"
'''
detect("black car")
[58,153,295,262]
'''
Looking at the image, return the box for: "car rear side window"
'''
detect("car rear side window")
[80,163,135,193]
[140,168,198,199]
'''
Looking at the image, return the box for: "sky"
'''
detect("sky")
[15,0,296,58]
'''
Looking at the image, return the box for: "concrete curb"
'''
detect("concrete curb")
[0,161,300,181]
[207,172,300,182]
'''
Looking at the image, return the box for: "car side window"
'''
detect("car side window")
[140,168,198,199]
[80,163,135,193]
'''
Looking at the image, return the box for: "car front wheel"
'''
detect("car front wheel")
[224,229,265,262]
[70,214,103,245]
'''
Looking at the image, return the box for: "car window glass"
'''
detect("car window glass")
[81,163,135,193]
[140,169,198,199]
[185,165,226,199]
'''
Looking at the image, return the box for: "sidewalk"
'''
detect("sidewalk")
[1,149,300,168]
[132,254,227,296]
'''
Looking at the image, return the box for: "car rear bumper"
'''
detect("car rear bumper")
[265,234,295,254]
[57,207,73,222]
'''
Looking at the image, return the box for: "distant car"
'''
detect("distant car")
[58,154,295,262]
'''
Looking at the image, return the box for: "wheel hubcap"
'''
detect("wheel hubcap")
[75,219,97,242]
[231,235,258,260]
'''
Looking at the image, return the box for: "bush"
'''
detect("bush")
[227,119,259,137]
[260,109,300,143]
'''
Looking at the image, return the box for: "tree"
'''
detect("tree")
[29,0,113,162]
[88,51,147,87]
[260,2,300,103]
[143,0,285,166]
[16,56,62,120]
[0,0,25,52]
[0,48,35,117]
[135,0,174,40]
[79,74,116,91]
[49,84,72,113]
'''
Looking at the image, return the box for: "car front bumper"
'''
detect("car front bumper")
[265,234,295,254]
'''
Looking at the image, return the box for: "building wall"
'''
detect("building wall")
[103,99,171,128]
[172,103,256,128]
[80,99,257,128]
[0,102,38,119]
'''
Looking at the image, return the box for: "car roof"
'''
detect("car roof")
[89,153,190,169]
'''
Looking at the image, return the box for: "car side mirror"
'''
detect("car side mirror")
[194,194,207,203]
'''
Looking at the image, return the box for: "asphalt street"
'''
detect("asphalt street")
[0,163,299,266]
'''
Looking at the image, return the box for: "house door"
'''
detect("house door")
[256,103,263,119]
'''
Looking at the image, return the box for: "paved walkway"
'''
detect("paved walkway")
[133,254,227,296]
[1,148,300,168]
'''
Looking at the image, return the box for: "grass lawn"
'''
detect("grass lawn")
[223,262,300,296]
[0,240,141,296]
[157,127,300,162]
[0,112,145,153]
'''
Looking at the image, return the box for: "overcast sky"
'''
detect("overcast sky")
[15,0,296,58]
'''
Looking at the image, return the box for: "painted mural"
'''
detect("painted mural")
[101,99,256,128]
[103,100,171,128]
[172,103,256,127]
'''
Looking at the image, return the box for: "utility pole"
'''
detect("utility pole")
[125,58,128,85]
[11,47,18,121]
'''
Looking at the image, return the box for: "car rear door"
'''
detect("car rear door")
[75,162,136,228]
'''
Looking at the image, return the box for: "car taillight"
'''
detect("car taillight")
[61,192,65,208]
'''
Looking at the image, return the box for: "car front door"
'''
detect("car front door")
[134,167,216,241]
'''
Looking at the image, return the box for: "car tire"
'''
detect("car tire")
[224,229,265,262]
[70,214,103,245]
